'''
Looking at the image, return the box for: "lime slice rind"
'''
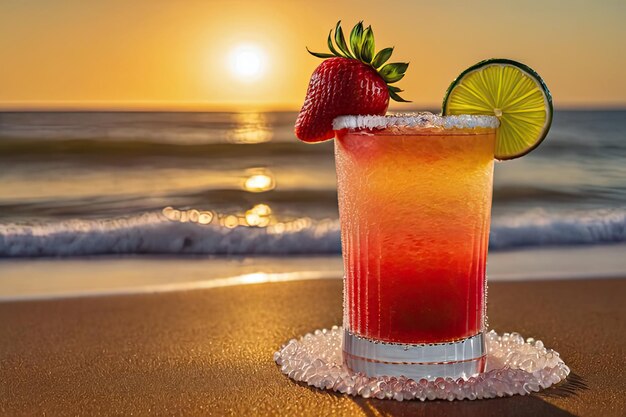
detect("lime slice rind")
[442,58,553,160]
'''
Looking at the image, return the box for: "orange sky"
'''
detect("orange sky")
[1,0,625,110]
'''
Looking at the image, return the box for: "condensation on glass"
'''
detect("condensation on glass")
[335,121,496,380]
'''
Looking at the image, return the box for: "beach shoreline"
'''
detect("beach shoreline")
[1,243,625,302]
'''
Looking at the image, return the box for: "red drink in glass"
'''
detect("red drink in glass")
[334,114,497,380]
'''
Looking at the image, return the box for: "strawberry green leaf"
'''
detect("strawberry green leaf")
[388,88,411,103]
[371,47,393,69]
[380,62,409,83]
[334,21,353,59]
[306,47,335,59]
[327,30,344,58]
[349,22,364,60]
[360,26,375,63]
[306,21,411,102]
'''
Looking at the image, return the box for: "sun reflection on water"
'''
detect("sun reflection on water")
[227,113,272,144]
[245,203,272,227]
[243,170,275,192]
[266,217,312,234]
[162,203,320,234]
[223,214,240,228]
[163,207,215,225]
[163,203,273,228]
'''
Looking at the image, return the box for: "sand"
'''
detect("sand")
[0,276,625,416]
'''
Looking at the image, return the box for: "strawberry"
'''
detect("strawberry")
[295,21,410,143]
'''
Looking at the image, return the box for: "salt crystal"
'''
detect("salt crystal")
[333,113,500,131]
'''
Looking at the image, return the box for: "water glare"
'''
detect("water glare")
[228,112,272,144]
[163,204,321,233]
[244,171,275,192]
[245,203,272,227]
[222,215,240,229]
[162,207,214,225]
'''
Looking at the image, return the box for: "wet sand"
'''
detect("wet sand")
[1,243,625,301]
[1,277,625,416]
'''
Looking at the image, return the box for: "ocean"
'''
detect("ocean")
[0,110,624,258]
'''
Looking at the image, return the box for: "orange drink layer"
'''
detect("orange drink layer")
[335,126,496,344]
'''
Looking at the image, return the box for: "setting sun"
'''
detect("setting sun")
[1,1,624,109]
[229,44,267,82]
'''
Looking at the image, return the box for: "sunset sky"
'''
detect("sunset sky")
[1,0,624,110]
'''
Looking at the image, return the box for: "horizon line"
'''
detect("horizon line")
[1,102,625,112]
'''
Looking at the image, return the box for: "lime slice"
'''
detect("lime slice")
[442,58,553,160]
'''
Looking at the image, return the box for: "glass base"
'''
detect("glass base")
[275,327,570,400]
[342,329,486,380]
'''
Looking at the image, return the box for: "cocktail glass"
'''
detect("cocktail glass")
[334,114,498,380]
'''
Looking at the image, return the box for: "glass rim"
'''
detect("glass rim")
[333,112,500,131]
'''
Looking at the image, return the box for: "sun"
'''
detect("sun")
[229,44,267,81]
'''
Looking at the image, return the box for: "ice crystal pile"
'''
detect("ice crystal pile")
[274,326,570,401]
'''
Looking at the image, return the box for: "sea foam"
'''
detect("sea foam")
[0,208,623,257]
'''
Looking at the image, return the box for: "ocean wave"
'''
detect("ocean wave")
[0,139,333,159]
[0,213,340,257]
[0,209,624,257]
[489,208,625,249]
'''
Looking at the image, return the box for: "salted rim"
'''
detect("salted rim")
[333,112,499,131]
